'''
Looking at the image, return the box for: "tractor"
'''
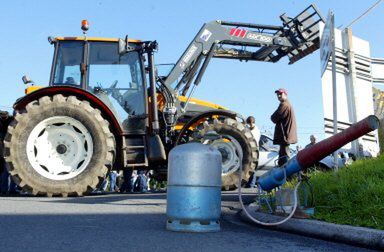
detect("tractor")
[3,5,324,196]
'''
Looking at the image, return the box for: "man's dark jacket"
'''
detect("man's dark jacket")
[271,100,297,145]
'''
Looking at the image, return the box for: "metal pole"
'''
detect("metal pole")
[330,13,338,170]
[148,45,160,133]
[345,28,361,157]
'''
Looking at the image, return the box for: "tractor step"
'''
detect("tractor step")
[123,135,148,167]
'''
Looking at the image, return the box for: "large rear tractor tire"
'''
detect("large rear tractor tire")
[4,95,116,197]
[178,117,258,190]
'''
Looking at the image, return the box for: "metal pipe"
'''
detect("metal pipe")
[177,54,204,93]
[298,115,379,167]
[258,115,380,191]
[148,45,160,133]
[194,43,217,86]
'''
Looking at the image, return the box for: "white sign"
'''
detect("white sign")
[320,11,334,76]
[200,29,212,42]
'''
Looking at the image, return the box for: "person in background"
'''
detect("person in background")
[0,111,17,195]
[146,170,153,192]
[116,170,124,190]
[134,170,148,193]
[130,170,138,192]
[303,134,319,171]
[358,143,372,158]
[246,116,260,143]
[245,116,261,188]
[100,178,108,192]
[119,169,133,193]
[271,88,298,166]
[109,170,119,192]
[305,135,316,148]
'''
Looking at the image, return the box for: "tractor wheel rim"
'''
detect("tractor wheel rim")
[210,135,243,175]
[26,116,94,180]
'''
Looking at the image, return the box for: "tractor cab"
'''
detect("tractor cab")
[49,37,148,133]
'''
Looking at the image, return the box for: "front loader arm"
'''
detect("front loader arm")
[163,4,324,97]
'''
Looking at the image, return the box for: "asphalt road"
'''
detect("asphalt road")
[0,192,373,252]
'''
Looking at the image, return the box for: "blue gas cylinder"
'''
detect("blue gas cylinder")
[166,142,222,232]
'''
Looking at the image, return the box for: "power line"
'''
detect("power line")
[345,0,383,28]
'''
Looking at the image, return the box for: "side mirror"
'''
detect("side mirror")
[22,75,34,85]
[118,35,138,55]
[118,38,127,55]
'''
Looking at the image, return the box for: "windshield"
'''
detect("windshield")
[51,40,146,133]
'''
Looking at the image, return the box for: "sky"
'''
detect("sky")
[0,0,383,148]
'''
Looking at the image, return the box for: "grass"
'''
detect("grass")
[307,155,384,230]
[379,125,384,154]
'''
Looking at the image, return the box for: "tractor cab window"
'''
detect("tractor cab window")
[51,40,146,133]
[88,42,146,133]
[52,41,82,86]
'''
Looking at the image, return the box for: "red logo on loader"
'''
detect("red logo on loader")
[229,28,247,38]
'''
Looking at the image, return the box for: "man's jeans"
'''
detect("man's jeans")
[109,172,117,192]
[0,168,8,193]
[247,172,257,188]
[1,169,16,194]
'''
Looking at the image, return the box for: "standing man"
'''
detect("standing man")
[271,88,297,166]
[246,116,260,143]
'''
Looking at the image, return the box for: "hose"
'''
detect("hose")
[238,162,300,226]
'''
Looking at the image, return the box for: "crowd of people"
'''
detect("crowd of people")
[97,169,158,194]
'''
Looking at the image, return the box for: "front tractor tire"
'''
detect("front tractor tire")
[4,95,116,197]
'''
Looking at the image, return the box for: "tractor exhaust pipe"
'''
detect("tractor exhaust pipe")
[258,115,380,191]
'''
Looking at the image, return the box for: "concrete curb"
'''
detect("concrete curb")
[239,206,384,250]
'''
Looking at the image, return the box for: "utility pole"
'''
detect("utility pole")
[329,13,339,171]
[344,28,361,157]
[320,11,338,170]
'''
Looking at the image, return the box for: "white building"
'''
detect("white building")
[320,23,383,157]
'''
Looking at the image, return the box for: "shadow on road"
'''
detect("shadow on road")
[0,190,258,207]
[26,191,257,206]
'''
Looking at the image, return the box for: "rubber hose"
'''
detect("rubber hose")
[238,161,300,226]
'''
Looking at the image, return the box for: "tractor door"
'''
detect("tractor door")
[87,42,147,134]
